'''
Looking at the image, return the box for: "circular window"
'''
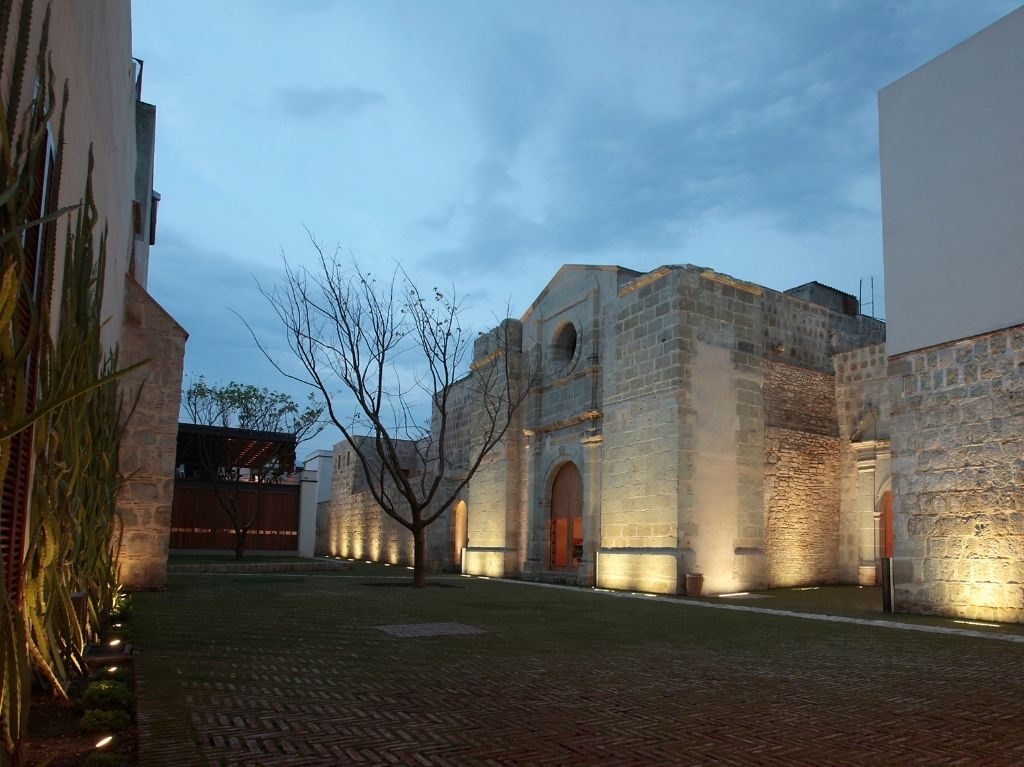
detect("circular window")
[551,322,578,374]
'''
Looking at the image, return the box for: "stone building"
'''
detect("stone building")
[879,6,1024,623]
[316,264,888,596]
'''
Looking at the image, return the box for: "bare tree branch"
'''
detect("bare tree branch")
[251,244,536,586]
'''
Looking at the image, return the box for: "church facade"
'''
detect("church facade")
[315,263,891,596]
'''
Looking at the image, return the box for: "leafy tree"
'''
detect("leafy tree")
[255,238,534,587]
[181,378,324,559]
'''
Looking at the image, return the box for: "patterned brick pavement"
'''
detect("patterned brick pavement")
[132,574,1024,766]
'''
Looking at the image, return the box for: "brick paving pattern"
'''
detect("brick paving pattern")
[133,574,1024,766]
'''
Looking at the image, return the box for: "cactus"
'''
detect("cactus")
[0,3,141,762]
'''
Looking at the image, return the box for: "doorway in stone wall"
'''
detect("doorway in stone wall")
[550,463,583,569]
[880,490,894,558]
[453,500,468,570]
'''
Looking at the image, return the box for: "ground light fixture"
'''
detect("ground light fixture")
[718,592,750,598]
[106,666,119,673]
[95,736,113,749]
[108,639,121,647]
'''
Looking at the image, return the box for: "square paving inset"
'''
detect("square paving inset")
[374,622,486,638]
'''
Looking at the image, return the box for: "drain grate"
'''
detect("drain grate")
[374,622,486,638]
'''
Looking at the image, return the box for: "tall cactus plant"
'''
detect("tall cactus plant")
[0,2,142,762]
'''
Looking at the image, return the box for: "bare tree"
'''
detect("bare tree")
[256,238,533,587]
[181,377,324,559]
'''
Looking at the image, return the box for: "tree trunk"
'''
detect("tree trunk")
[412,525,427,588]
[235,530,246,561]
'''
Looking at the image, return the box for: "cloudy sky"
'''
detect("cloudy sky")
[132,0,1020,456]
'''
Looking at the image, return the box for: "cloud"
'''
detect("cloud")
[275,85,384,120]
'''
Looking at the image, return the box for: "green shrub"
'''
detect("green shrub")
[77,708,131,733]
[81,680,132,712]
[110,593,133,620]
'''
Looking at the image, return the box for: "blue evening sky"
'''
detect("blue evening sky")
[131,0,1021,457]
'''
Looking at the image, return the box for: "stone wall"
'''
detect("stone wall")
[598,268,683,592]
[681,269,767,593]
[834,343,890,584]
[764,361,837,436]
[764,428,840,586]
[763,360,840,586]
[889,325,1024,622]
[761,290,885,373]
[116,276,187,589]
[317,262,890,596]
[316,440,419,566]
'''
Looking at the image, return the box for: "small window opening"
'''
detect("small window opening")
[551,322,578,373]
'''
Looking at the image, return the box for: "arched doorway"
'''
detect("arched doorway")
[453,500,468,569]
[550,463,583,570]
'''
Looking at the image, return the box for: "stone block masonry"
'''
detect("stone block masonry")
[116,277,188,589]
[834,343,890,584]
[889,325,1024,622]
[764,428,840,586]
[317,263,888,600]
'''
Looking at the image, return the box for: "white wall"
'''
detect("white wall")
[880,6,1024,356]
[46,0,137,351]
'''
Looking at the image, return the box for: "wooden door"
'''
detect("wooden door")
[881,491,894,558]
[453,500,468,566]
[550,463,583,569]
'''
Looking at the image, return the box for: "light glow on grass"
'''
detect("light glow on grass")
[953,619,1000,628]
[95,735,113,749]
[108,638,121,647]
[106,666,119,673]
[792,587,819,591]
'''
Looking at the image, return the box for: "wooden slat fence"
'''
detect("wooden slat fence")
[170,481,299,551]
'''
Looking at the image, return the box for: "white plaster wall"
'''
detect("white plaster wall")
[880,6,1024,355]
[46,0,137,351]
[303,450,335,505]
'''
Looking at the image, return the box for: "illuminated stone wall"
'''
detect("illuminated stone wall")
[764,429,840,586]
[834,344,891,584]
[315,439,417,566]
[453,321,527,577]
[317,264,887,596]
[116,278,187,589]
[520,267,628,586]
[679,271,768,594]
[763,361,840,587]
[599,268,684,593]
[889,326,1024,622]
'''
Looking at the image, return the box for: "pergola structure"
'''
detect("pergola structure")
[175,423,297,481]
